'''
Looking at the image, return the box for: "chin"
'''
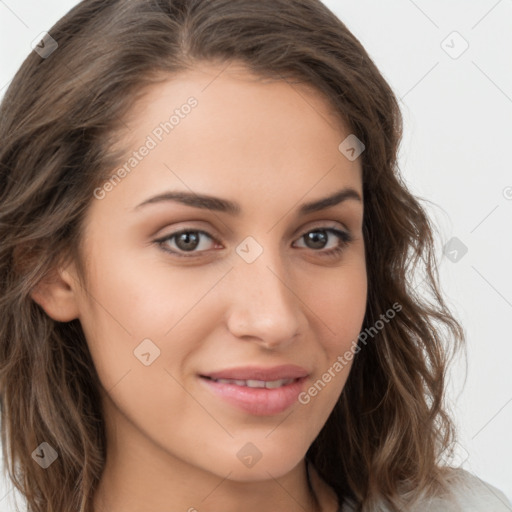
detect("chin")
[207,447,305,482]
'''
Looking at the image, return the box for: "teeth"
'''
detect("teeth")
[212,378,295,388]
[265,379,291,389]
[246,379,266,388]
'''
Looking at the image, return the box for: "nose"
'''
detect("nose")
[225,251,304,350]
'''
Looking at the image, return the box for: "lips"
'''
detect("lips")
[199,365,309,415]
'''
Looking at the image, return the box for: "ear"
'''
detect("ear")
[31,265,81,322]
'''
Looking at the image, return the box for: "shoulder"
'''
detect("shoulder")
[340,468,512,512]
[429,468,512,512]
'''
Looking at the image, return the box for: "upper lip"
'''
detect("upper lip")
[201,365,309,381]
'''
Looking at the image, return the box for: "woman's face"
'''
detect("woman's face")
[68,63,367,484]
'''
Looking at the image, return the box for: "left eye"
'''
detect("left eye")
[155,227,352,257]
[293,228,351,251]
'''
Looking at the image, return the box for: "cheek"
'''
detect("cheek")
[76,253,212,433]
[309,259,367,352]
[80,242,223,339]
[76,245,231,393]
[293,259,367,412]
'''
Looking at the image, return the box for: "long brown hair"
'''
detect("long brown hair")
[0,1,464,511]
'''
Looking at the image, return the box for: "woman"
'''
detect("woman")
[0,1,509,511]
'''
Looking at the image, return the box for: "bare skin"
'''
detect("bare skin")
[32,61,367,512]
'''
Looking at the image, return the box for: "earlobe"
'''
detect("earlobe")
[30,266,80,322]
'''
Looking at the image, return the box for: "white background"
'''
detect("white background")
[1,0,511,509]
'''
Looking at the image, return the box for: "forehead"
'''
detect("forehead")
[100,61,362,212]
[128,61,351,131]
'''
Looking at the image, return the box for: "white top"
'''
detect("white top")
[339,468,512,512]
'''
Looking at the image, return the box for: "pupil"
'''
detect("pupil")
[306,230,327,249]
[177,232,199,251]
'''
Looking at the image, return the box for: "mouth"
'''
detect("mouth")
[198,371,308,416]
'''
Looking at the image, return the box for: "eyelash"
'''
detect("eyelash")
[154,225,354,259]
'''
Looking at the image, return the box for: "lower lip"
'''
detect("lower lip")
[199,376,307,416]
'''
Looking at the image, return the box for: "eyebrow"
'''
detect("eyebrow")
[134,187,362,215]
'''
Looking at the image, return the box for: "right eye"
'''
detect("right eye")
[154,229,221,257]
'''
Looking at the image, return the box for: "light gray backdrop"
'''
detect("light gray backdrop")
[1,0,511,510]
